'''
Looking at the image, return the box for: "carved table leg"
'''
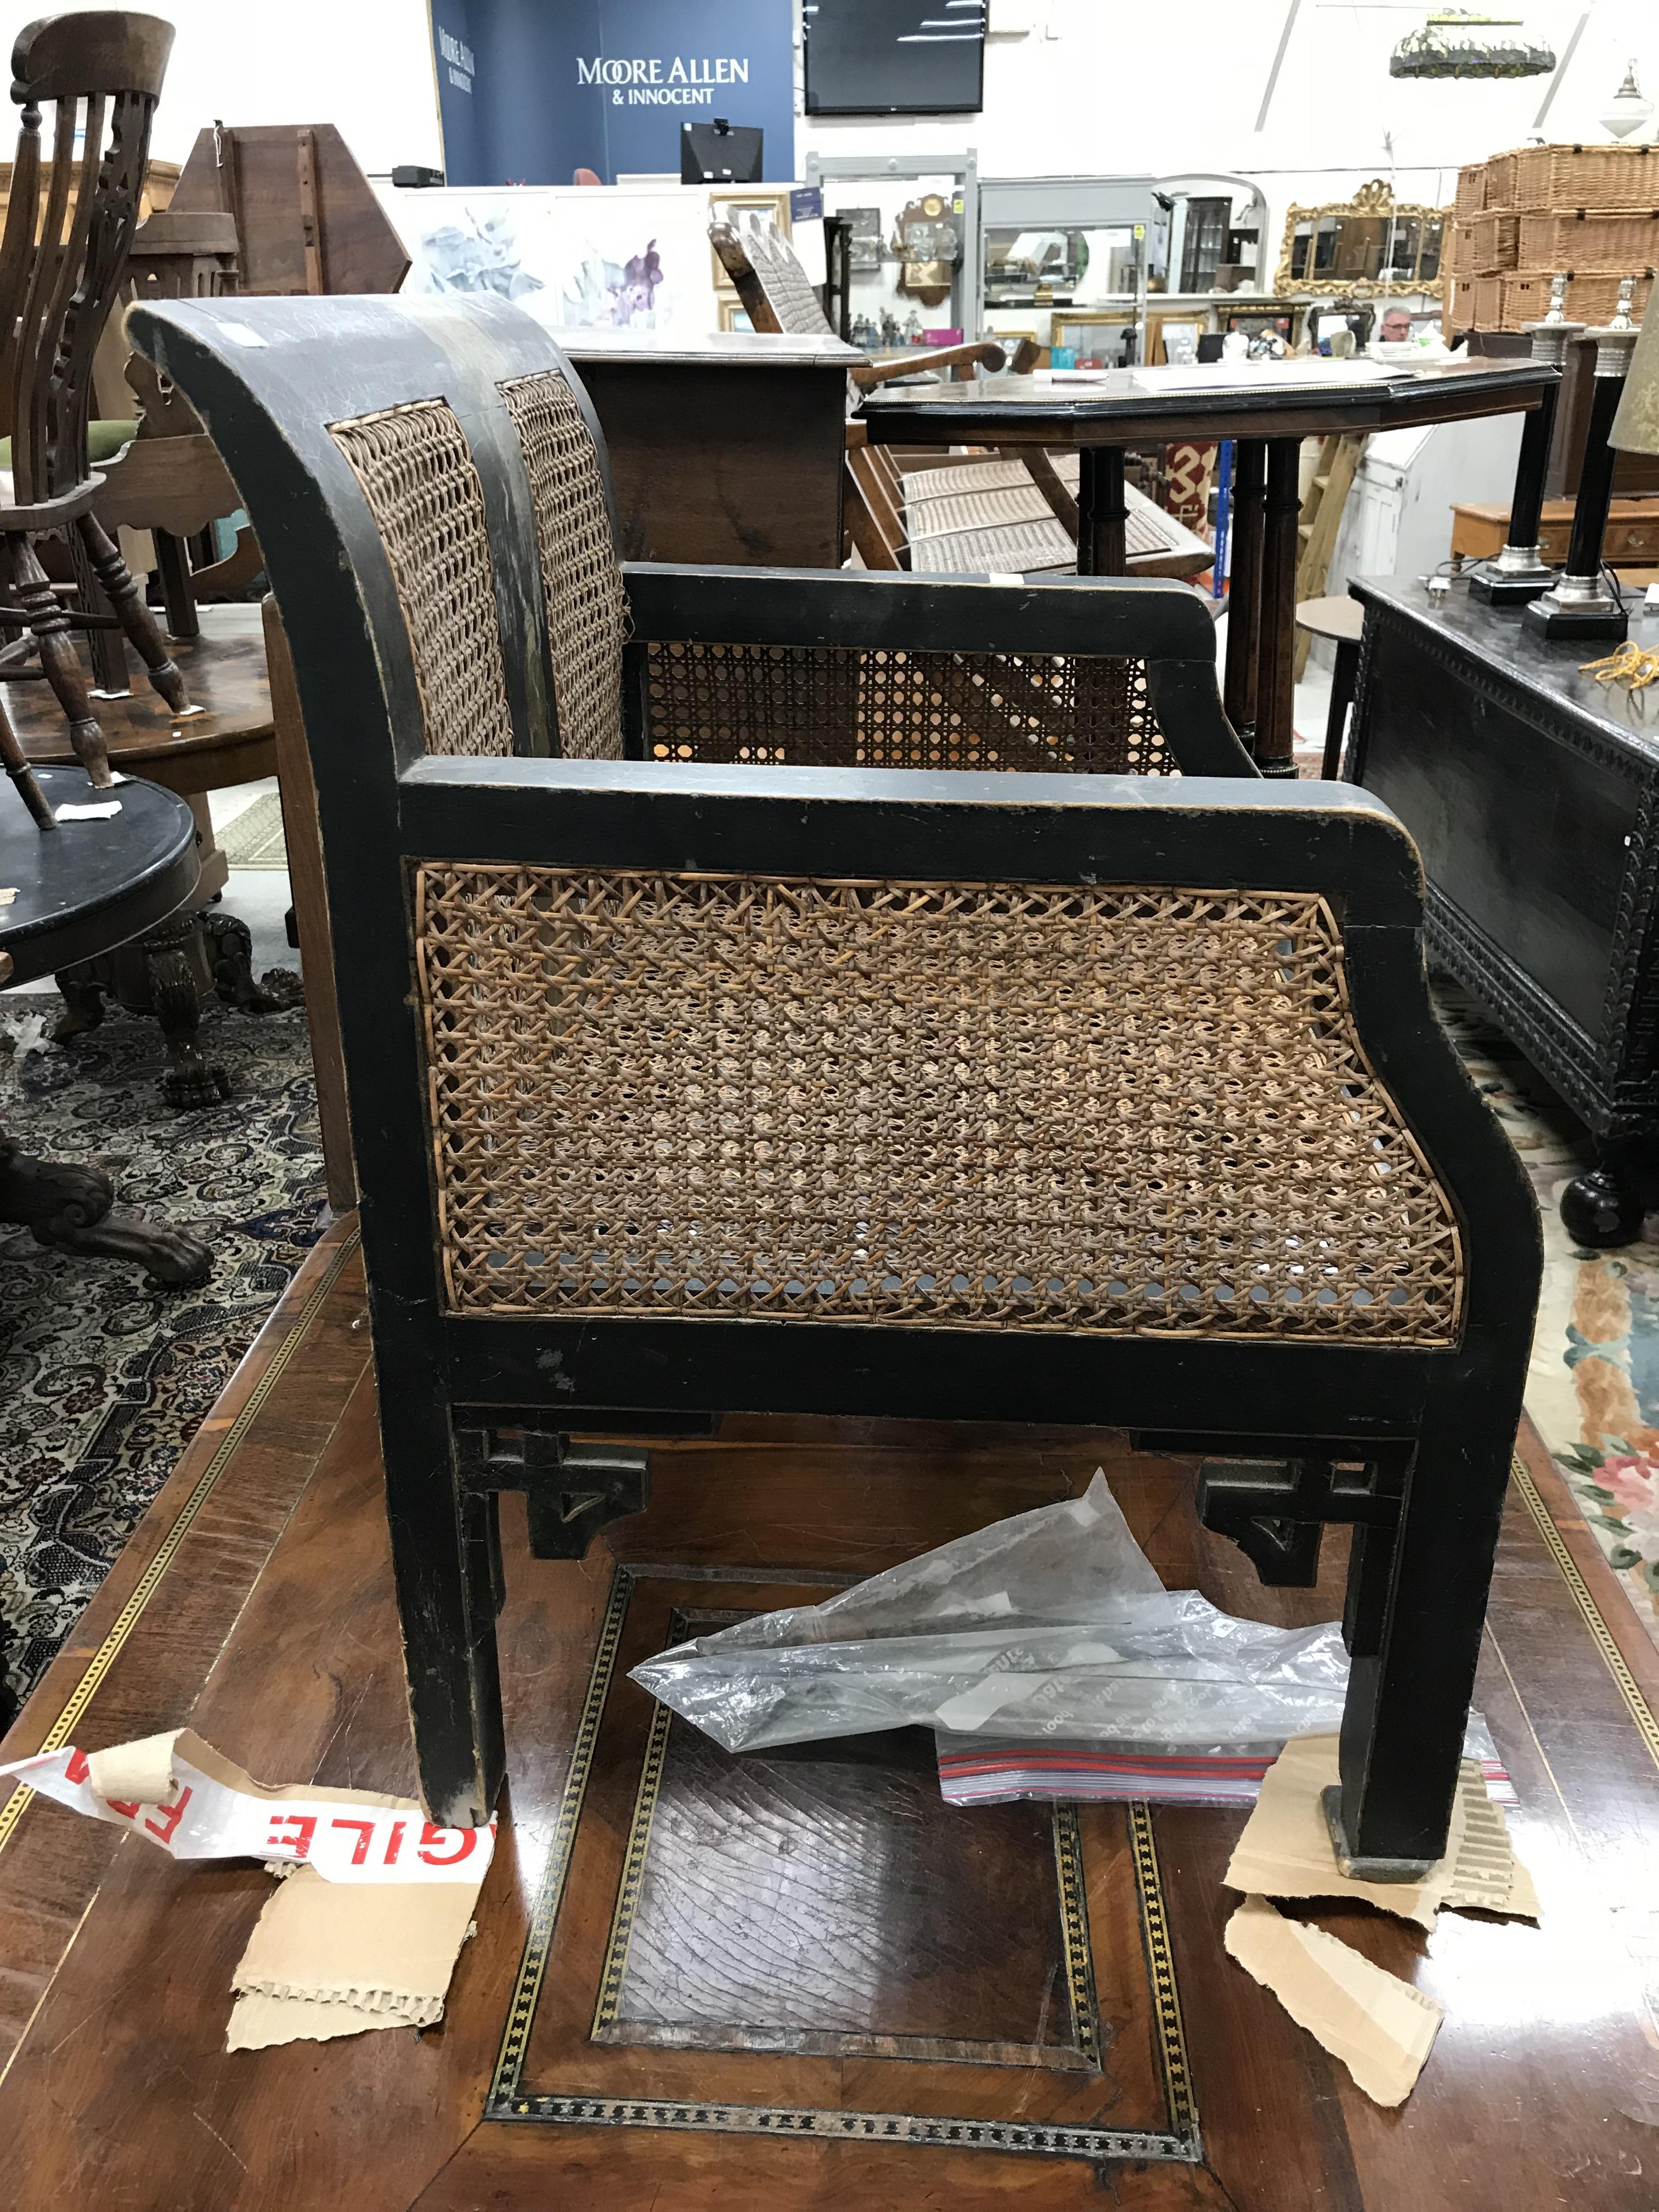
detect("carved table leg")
[201,910,306,1014]
[52,966,108,1041]
[0,1134,211,1286]
[0,532,110,784]
[144,913,232,1109]
[74,514,196,720]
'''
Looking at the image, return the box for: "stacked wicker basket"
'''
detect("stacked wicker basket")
[1448,142,1657,331]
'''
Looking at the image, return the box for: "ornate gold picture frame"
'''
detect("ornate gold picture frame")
[1274,178,1448,300]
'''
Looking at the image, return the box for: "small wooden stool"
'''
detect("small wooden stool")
[1295,594,1365,780]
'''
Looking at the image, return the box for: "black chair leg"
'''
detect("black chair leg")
[384,1391,506,1828]
[1333,1412,1512,1872]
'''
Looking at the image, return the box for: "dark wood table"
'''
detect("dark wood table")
[0,765,211,1283]
[558,329,862,569]
[1345,571,1659,1243]
[860,358,1556,772]
[8,603,300,1102]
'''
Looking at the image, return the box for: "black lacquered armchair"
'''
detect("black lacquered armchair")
[128,290,1539,1880]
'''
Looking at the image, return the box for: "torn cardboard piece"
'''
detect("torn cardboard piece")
[1220,1731,1538,2106]
[1224,1895,1444,2107]
[227,1867,481,2051]
[1223,1733,1538,1929]
[0,1730,496,2052]
[1,1729,494,1883]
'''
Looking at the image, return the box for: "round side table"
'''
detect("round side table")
[1,768,212,1285]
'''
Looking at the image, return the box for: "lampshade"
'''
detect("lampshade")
[1600,62,1654,142]
[1610,311,1659,457]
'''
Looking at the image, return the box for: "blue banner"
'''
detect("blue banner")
[433,0,794,189]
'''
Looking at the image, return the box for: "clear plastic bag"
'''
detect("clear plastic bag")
[631,1471,1496,1773]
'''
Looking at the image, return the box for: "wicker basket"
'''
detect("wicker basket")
[1447,221,1480,280]
[1516,208,1659,272]
[1471,211,1521,274]
[1511,142,1659,212]
[1499,269,1653,329]
[1471,275,1504,330]
[1482,151,1519,211]
[1454,163,1487,217]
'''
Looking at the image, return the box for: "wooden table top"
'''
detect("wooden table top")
[558,328,864,369]
[860,356,1556,449]
[1,1220,1657,2207]
[8,602,273,796]
[0,765,198,984]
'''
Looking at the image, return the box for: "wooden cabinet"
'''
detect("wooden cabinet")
[1452,496,1659,571]
[557,330,860,568]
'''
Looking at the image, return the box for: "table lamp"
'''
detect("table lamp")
[1469,274,1582,605]
[1524,280,1643,642]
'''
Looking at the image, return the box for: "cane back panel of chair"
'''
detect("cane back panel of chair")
[737,222,836,340]
[414,868,1463,1344]
[644,643,1176,774]
[499,370,627,761]
[328,399,516,759]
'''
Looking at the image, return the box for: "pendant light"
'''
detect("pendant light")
[1600,62,1653,142]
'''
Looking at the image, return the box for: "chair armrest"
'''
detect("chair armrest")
[851,342,1007,388]
[622,564,1256,777]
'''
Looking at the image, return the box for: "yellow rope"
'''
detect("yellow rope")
[1581,642,1659,690]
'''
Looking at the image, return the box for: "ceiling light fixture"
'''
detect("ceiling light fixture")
[1390,9,1556,79]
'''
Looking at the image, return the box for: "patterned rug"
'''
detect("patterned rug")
[1437,981,1659,1651]
[0,991,325,1704]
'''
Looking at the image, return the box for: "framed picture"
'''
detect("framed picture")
[1051,309,1132,367]
[1147,314,1201,366]
[1221,302,1303,347]
[390,185,721,337]
[709,186,792,292]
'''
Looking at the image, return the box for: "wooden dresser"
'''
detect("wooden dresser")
[1452,495,1659,578]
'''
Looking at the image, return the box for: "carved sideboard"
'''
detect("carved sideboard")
[1347,574,1659,1244]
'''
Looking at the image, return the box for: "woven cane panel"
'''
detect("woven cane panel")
[903,453,1081,505]
[415,868,1462,1343]
[645,644,1173,774]
[907,484,1054,538]
[909,518,1078,575]
[328,401,515,758]
[746,223,837,338]
[499,371,627,761]
[905,461,1035,501]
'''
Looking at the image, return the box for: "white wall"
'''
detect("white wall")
[5,0,1652,234]
[797,0,1659,269]
[0,0,443,176]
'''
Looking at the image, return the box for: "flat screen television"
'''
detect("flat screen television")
[804,0,985,116]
